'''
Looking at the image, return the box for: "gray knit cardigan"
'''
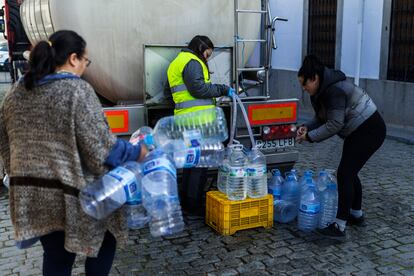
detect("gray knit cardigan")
[0,78,128,257]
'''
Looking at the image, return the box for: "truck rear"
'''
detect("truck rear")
[3,0,299,175]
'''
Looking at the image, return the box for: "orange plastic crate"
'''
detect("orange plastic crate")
[205,191,273,235]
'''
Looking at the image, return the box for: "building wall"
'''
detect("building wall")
[340,0,384,79]
[267,0,414,128]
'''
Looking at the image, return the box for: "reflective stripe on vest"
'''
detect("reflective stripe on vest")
[175,99,214,110]
[170,84,188,93]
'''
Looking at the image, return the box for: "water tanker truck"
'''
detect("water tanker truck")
[2,0,299,174]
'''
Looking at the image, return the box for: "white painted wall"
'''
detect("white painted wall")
[267,0,384,80]
[340,0,384,79]
[269,0,304,70]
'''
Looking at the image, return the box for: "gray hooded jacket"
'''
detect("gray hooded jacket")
[306,68,377,142]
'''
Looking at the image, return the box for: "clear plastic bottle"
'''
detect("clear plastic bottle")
[286,169,298,182]
[273,199,297,223]
[196,141,225,168]
[299,170,314,195]
[217,147,231,194]
[318,182,338,229]
[268,169,284,200]
[297,178,321,232]
[123,163,149,229]
[141,150,184,237]
[281,173,301,214]
[129,126,155,151]
[246,147,267,198]
[80,161,142,220]
[227,144,247,201]
[325,169,337,184]
[316,170,329,193]
[153,107,228,146]
[161,140,225,168]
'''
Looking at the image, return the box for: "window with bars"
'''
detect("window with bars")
[387,0,414,82]
[307,0,338,68]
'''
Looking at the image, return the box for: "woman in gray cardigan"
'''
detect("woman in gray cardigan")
[0,30,147,275]
[296,55,386,240]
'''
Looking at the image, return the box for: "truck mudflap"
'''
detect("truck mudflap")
[103,105,146,135]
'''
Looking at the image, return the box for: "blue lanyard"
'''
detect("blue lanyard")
[36,72,80,86]
[19,72,81,87]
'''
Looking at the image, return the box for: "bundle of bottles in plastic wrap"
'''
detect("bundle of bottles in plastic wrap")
[268,168,338,232]
[79,107,228,237]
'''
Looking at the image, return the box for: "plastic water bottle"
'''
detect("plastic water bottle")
[227,144,247,201]
[3,174,9,189]
[123,164,149,229]
[268,169,284,200]
[316,170,329,193]
[153,107,228,145]
[196,141,225,167]
[299,170,314,195]
[273,200,297,223]
[130,126,155,149]
[286,169,298,182]
[141,150,184,237]
[325,169,337,184]
[160,139,225,168]
[80,161,142,220]
[318,182,338,229]
[246,147,267,198]
[217,147,230,194]
[281,173,301,211]
[297,178,320,232]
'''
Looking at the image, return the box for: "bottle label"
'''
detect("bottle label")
[183,147,201,168]
[143,157,177,178]
[107,167,139,203]
[183,129,202,147]
[299,203,320,214]
[229,167,246,177]
[246,166,266,177]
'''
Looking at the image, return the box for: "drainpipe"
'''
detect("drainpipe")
[355,0,365,86]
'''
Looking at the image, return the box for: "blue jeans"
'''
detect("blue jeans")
[40,231,116,276]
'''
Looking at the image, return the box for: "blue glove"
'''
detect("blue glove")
[228,87,235,97]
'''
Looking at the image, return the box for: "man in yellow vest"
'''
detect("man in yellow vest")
[166,35,234,217]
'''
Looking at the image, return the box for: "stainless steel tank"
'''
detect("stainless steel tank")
[20,0,260,103]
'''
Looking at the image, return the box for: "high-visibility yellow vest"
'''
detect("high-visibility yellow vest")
[167,51,215,116]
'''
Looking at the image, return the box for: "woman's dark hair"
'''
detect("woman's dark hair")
[297,54,325,85]
[24,30,86,90]
[188,35,214,71]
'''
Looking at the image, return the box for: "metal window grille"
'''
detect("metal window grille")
[308,0,338,68]
[387,0,414,82]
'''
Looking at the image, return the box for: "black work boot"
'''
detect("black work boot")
[317,222,346,241]
[347,214,366,227]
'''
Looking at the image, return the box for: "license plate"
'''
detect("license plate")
[255,137,295,149]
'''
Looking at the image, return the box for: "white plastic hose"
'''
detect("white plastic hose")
[234,94,255,147]
[228,93,238,145]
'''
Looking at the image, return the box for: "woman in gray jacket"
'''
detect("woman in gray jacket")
[296,55,386,240]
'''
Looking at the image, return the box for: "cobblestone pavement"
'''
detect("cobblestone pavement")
[0,136,413,275]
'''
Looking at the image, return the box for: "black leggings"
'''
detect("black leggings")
[336,111,386,220]
[40,231,116,276]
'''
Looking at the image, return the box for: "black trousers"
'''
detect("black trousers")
[181,167,208,215]
[39,231,116,276]
[336,111,386,220]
